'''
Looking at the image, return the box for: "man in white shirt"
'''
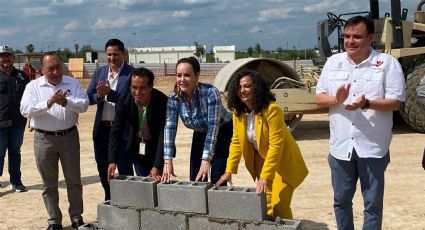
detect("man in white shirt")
[20,52,89,230]
[315,16,405,230]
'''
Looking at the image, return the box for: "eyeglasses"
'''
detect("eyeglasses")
[131,86,151,93]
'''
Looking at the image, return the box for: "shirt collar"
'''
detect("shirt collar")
[108,63,124,77]
[345,47,375,66]
[38,75,70,87]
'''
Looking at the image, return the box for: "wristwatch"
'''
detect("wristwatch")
[361,99,370,109]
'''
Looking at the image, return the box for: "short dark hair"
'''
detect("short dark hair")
[344,15,374,35]
[131,67,155,86]
[227,70,276,116]
[41,51,61,66]
[176,57,200,75]
[105,38,125,52]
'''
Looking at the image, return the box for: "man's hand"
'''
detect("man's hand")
[149,167,162,181]
[96,81,111,99]
[47,89,68,108]
[215,172,231,187]
[107,163,116,182]
[345,94,366,111]
[195,160,211,182]
[335,83,351,105]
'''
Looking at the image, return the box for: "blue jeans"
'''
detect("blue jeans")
[328,149,390,230]
[0,125,25,184]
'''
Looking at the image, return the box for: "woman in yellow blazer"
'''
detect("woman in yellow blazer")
[216,70,308,219]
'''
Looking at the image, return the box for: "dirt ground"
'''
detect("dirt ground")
[0,76,424,230]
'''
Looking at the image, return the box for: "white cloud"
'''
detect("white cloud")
[64,20,80,31]
[249,26,262,34]
[22,7,55,17]
[91,15,157,30]
[50,0,84,6]
[173,11,191,18]
[303,0,344,13]
[0,27,21,36]
[259,8,293,22]
[184,0,211,4]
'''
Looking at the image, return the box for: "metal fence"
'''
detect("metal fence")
[14,60,315,79]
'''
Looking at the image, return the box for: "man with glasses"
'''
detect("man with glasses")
[107,67,167,181]
[0,45,30,192]
[87,38,134,201]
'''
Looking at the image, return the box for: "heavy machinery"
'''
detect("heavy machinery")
[214,0,425,132]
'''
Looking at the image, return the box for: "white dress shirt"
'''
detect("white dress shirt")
[246,111,259,151]
[20,75,89,131]
[101,65,121,121]
[316,49,405,160]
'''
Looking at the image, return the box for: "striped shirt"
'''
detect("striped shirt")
[164,83,231,161]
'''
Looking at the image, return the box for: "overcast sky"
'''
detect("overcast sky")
[0,0,420,52]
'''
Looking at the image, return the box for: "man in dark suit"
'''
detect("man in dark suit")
[87,38,134,201]
[108,67,167,181]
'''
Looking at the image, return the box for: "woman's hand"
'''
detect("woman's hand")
[215,172,232,187]
[195,160,211,182]
[107,163,116,182]
[160,160,175,183]
[256,178,267,194]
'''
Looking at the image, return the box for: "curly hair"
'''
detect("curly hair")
[227,70,276,116]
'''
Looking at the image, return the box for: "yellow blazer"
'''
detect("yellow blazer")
[226,102,308,188]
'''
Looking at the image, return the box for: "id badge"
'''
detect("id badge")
[139,142,146,155]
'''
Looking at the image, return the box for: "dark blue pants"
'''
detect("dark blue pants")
[93,123,133,200]
[0,125,25,185]
[189,121,232,184]
[328,149,390,230]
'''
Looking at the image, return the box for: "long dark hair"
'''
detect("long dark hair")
[227,70,276,116]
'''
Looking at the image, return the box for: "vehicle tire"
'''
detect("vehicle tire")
[399,60,425,133]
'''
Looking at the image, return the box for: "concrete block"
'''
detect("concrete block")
[140,209,187,230]
[188,216,239,230]
[242,219,302,230]
[97,202,140,230]
[110,175,158,208]
[208,186,267,221]
[157,180,212,213]
[78,222,99,230]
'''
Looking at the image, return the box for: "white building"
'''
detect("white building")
[213,45,235,63]
[129,46,206,64]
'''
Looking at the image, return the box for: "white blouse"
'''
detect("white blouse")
[246,111,259,151]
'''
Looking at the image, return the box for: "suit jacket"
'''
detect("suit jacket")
[226,101,308,188]
[87,63,134,137]
[108,88,168,170]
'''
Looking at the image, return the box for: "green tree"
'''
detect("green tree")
[247,46,254,57]
[26,44,35,53]
[194,41,205,62]
[254,43,261,54]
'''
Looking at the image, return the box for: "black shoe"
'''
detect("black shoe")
[71,218,85,230]
[12,183,27,192]
[46,224,63,230]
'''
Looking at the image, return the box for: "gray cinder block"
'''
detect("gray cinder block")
[242,218,302,230]
[157,180,212,213]
[140,209,187,230]
[97,202,140,230]
[110,175,158,208]
[208,186,267,221]
[188,216,239,230]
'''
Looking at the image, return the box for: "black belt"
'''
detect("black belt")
[102,120,114,127]
[35,125,76,136]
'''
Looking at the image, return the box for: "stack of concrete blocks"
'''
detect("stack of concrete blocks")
[98,175,301,230]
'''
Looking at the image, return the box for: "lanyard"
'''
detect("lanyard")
[137,102,148,141]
